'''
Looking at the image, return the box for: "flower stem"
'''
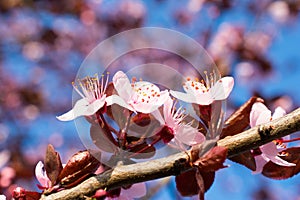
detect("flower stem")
[128,136,161,158]
[281,137,300,143]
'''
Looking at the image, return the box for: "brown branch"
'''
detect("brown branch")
[40,108,300,200]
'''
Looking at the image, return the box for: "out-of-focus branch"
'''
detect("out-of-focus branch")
[40,108,300,200]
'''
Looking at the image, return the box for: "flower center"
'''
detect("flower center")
[73,73,109,103]
[131,81,161,104]
[184,70,218,93]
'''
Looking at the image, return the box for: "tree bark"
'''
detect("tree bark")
[40,108,300,200]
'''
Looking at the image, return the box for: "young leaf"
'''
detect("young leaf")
[175,168,215,198]
[175,168,199,196]
[90,125,117,153]
[193,146,228,172]
[221,96,263,138]
[57,150,101,187]
[262,147,300,180]
[44,144,63,186]
[195,169,205,200]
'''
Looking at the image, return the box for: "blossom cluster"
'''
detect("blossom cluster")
[28,70,296,200]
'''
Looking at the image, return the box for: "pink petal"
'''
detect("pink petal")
[272,106,286,120]
[261,143,296,167]
[253,155,267,174]
[175,125,204,146]
[261,142,278,157]
[163,96,176,126]
[35,161,51,188]
[151,109,164,125]
[209,76,234,101]
[250,102,271,127]
[120,183,147,199]
[112,71,133,102]
[170,90,197,103]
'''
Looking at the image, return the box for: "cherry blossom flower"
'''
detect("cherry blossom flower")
[0,195,6,200]
[57,74,111,121]
[106,71,169,113]
[250,102,296,173]
[152,96,205,146]
[35,161,51,189]
[170,72,234,105]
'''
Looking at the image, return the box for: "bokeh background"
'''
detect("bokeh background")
[0,0,300,199]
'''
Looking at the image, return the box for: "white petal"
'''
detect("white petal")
[35,161,50,187]
[82,98,106,115]
[209,77,234,100]
[194,92,214,105]
[268,155,296,167]
[170,90,197,103]
[56,98,89,121]
[112,71,133,101]
[255,110,272,125]
[106,94,135,112]
[250,102,271,127]
[57,97,106,121]
[272,106,286,120]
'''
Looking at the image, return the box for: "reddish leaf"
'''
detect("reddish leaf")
[44,144,63,186]
[25,191,42,200]
[220,96,262,170]
[58,150,101,187]
[193,146,228,172]
[262,147,300,180]
[195,169,205,200]
[221,96,263,138]
[230,151,256,171]
[200,170,215,192]
[90,125,117,153]
[12,187,41,200]
[175,168,215,198]
[175,169,199,196]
